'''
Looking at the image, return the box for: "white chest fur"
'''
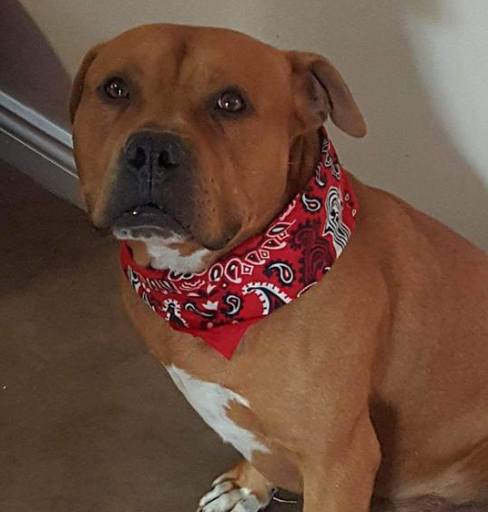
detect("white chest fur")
[165,365,269,461]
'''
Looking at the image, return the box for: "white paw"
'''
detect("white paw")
[197,475,271,512]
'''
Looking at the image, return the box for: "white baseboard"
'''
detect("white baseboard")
[0,89,82,207]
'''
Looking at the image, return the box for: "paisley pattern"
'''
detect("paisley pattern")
[291,220,333,286]
[323,187,352,257]
[243,282,292,315]
[120,128,358,358]
[264,261,295,286]
[223,294,242,316]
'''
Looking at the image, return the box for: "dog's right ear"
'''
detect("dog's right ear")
[69,44,104,124]
[288,51,366,138]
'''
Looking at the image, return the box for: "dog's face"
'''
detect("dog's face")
[71,24,365,271]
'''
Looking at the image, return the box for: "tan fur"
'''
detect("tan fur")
[71,24,488,512]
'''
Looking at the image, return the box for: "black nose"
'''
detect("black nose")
[124,131,184,178]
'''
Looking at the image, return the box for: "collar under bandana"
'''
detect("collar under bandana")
[120,129,358,358]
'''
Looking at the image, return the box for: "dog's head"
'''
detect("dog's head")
[70,24,365,272]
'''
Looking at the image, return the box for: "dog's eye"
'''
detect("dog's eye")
[103,77,130,100]
[216,91,246,113]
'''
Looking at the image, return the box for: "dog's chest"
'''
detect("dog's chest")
[165,365,269,461]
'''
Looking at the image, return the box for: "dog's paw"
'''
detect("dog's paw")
[197,474,272,512]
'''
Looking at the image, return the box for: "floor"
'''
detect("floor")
[0,162,299,511]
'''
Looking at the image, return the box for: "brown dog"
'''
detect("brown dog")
[70,24,488,512]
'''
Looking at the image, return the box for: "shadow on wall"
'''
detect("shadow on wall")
[0,0,71,129]
[254,0,487,248]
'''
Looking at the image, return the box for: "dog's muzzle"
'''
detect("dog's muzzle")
[106,130,194,239]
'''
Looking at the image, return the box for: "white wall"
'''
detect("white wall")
[6,0,488,248]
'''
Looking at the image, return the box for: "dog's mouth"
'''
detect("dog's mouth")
[111,202,240,252]
[112,203,187,241]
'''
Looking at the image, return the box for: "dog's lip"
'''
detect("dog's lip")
[112,205,235,252]
[112,204,185,238]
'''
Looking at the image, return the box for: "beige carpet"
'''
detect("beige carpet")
[0,162,297,511]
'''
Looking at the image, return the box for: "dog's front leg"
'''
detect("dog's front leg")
[302,412,380,512]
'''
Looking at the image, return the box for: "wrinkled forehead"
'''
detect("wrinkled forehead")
[87,24,290,98]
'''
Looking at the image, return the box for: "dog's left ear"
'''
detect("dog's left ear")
[288,51,366,137]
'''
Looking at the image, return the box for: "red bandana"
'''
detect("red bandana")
[120,129,358,358]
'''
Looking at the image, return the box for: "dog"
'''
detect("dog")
[70,24,488,512]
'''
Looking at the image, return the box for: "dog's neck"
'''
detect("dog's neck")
[120,128,359,358]
[287,130,322,200]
